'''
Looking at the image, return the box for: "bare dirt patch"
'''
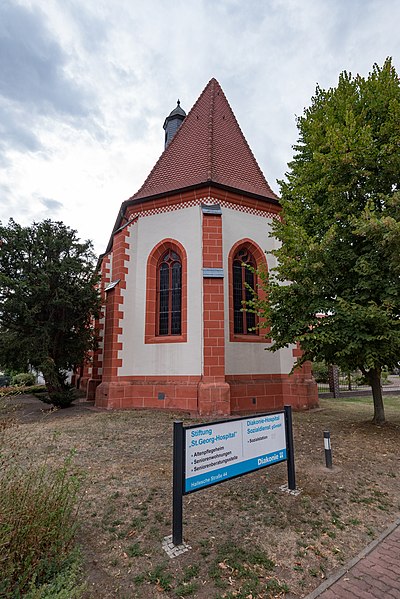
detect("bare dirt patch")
[1,394,399,598]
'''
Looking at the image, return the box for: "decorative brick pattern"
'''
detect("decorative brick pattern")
[95,225,133,403]
[90,263,108,378]
[220,201,279,218]
[127,196,280,221]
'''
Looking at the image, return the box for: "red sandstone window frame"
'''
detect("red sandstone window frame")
[228,238,270,343]
[157,249,182,336]
[145,239,187,344]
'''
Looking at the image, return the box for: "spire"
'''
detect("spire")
[163,100,186,148]
[132,78,278,202]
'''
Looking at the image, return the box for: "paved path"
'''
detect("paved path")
[305,518,400,599]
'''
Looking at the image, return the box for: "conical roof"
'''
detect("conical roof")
[131,78,278,202]
[165,99,186,120]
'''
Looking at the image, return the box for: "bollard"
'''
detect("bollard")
[324,431,333,469]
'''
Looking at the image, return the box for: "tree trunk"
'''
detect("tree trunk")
[41,357,63,394]
[369,367,385,425]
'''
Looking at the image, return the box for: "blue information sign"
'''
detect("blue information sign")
[171,407,296,546]
[184,412,286,493]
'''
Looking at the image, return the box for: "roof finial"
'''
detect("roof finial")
[177,99,180,106]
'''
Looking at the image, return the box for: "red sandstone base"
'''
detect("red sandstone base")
[93,373,318,414]
[197,381,231,416]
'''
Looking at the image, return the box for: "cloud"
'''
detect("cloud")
[0,1,90,116]
[40,197,64,213]
[0,0,101,165]
[1,0,400,256]
[0,100,41,162]
[0,184,13,218]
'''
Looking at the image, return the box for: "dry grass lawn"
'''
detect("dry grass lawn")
[1,393,399,598]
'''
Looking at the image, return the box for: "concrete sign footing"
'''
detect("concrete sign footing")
[280,483,302,496]
[162,535,191,558]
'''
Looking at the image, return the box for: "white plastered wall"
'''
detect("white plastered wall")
[222,207,296,375]
[119,206,203,376]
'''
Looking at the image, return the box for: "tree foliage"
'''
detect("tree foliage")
[0,219,100,406]
[255,58,400,424]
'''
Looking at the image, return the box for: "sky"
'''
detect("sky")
[1,0,399,256]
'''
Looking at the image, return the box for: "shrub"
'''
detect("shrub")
[0,385,46,398]
[28,385,48,395]
[0,452,84,597]
[0,385,24,398]
[41,385,77,409]
[312,361,329,383]
[12,372,36,386]
[24,548,86,599]
[0,374,11,387]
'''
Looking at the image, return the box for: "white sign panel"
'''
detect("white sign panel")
[184,412,286,493]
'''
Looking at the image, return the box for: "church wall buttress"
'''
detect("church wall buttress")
[85,254,110,400]
[95,228,131,407]
[198,205,230,415]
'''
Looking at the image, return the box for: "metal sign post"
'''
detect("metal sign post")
[172,421,184,546]
[284,405,296,490]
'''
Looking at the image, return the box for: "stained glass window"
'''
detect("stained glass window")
[233,248,256,335]
[157,250,182,335]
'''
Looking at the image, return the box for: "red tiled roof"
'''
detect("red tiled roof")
[130,78,278,202]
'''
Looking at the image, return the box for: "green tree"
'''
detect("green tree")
[254,58,400,424]
[0,218,100,406]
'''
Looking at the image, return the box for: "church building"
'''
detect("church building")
[82,78,318,415]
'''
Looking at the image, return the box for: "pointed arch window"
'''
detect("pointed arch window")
[233,248,256,335]
[228,239,269,343]
[145,239,187,344]
[157,250,182,336]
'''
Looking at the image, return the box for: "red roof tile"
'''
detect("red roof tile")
[130,78,278,202]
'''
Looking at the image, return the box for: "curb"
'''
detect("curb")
[304,516,400,599]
